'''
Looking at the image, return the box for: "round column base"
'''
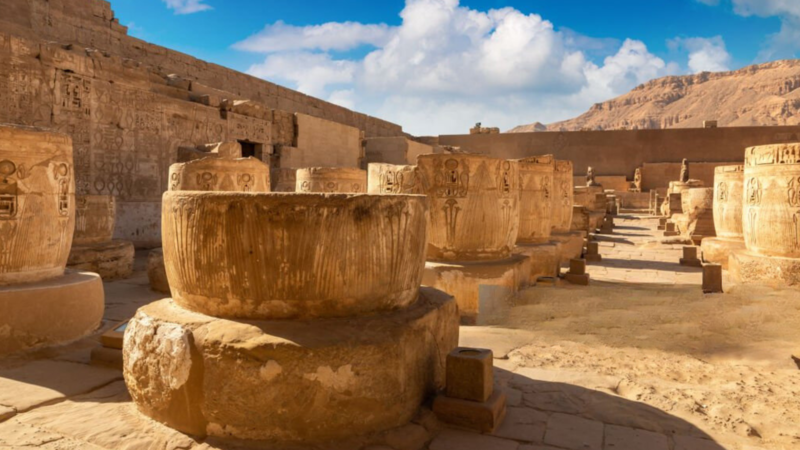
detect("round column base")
[700,237,746,269]
[729,249,800,287]
[68,240,134,280]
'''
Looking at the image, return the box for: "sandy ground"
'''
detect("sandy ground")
[0,214,798,450]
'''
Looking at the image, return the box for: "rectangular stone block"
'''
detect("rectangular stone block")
[702,263,723,293]
[564,273,590,285]
[568,258,586,276]
[680,246,702,267]
[446,347,493,402]
[433,390,507,433]
[585,242,601,262]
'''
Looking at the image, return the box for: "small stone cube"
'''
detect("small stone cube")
[433,390,507,433]
[702,263,723,293]
[446,347,493,402]
[568,258,586,276]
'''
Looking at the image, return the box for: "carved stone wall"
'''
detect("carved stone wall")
[168,158,271,193]
[73,194,115,245]
[367,163,422,195]
[516,155,553,243]
[552,160,574,233]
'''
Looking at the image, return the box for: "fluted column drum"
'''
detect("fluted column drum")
[0,125,75,285]
[73,195,115,245]
[162,191,429,319]
[270,168,296,192]
[367,163,421,194]
[713,165,744,240]
[296,167,367,193]
[516,155,553,243]
[169,158,271,192]
[551,160,574,233]
[416,154,519,261]
[742,144,800,258]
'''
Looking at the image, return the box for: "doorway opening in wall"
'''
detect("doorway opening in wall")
[238,140,263,160]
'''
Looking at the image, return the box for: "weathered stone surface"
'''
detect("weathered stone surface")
[146,248,169,294]
[604,424,669,450]
[551,230,585,263]
[516,155,553,243]
[417,154,520,261]
[712,165,744,240]
[367,163,422,194]
[702,263,723,293]
[73,195,115,245]
[168,157,271,193]
[700,237,746,269]
[429,429,518,450]
[729,250,800,286]
[515,242,561,283]
[681,188,716,240]
[0,271,104,356]
[551,160,574,233]
[123,290,458,442]
[270,168,296,192]
[432,390,507,433]
[296,167,367,193]
[163,191,428,319]
[445,347,493,402]
[0,124,75,285]
[67,240,134,280]
[543,413,604,450]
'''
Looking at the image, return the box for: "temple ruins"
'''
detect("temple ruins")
[1,1,799,450]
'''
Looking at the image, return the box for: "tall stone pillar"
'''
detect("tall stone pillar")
[701,165,745,268]
[550,160,583,263]
[0,125,104,356]
[730,143,800,286]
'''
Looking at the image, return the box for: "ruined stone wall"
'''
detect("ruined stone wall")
[640,162,740,192]
[438,127,800,185]
[0,0,403,138]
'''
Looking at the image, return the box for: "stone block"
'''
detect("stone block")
[729,249,800,287]
[446,347,493,402]
[702,263,723,293]
[67,240,134,280]
[543,413,603,450]
[585,241,601,262]
[663,222,679,237]
[432,390,507,433]
[679,246,702,267]
[147,248,169,294]
[564,273,590,286]
[568,258,586,276]
[516,242,561,283]
[700,237,746,270]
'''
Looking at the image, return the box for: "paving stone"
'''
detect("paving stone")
[502,387,524,407]
[604,424,669,450]
[380,423,430,450]
[491,406,548,443]
[0,360,122,412]
[543,413,604,450]
[673,435,727,450]
[429,429,519,450]
[524,391,586,415]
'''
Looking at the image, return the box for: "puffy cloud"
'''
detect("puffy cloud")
[234,21,395,53]
[237,0,680,135]
[701,0,800,59]
[671,36,731,73]
[162,0,212,15]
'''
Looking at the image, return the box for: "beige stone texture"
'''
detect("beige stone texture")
[551,160,575,233]
[728,249,800,286]
[702,263,723,293]
[0,271,104,356]
[365,137,433,165]
[270,168,297,192]
[67,239,134,280]
[288,113,364,168]
[177,141,243,163]
[168,157,271,193]
[0,124,75,285]
[162,191,428,319]
[515,242,561,282]
[423,256,529,325]
[445,347,494,402]
[296,167,368,193]
[433,390,507,433]
[417,154,520,261]
[515,155,553,243]
[122,291,458,442]
[367,163,422,194]
[551,230,585,263]
[72,195,115,245]
[701,165,745,268]
[681,188,716,240]
[595,175,630,192]
[147,248,169,294]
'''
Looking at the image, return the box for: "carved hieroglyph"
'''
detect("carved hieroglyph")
[270,168,297,192]
[515,155,553,243]
[162,191,429,319]
[168,157,271,193]
[551,160,574,233]
[73,195,115,245]
[417,154,519,261]
[742,143,800,257]
[0,124,75,285]
[296,167,367,193]
[367,163,421,194]
[713,165,744,240]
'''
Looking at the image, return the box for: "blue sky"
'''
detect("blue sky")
[110,0,799,135]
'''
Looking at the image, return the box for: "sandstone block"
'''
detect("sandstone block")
[445,347,493,402]
[269,168,296,192]
[515,155,554,243]
[551,160,574,233]
[296,167,367,193]
[367,163,421,194]
[585,241,601,262]
[147,248,169,294]
[67,240,134,280]
[702,263,723,293]
[569,258,586,276]
[515,242,561,283]
[432,390,507,433]
[551,231,584,263]
[169,157,271,192]
[700,237,746,269]
[679,246,702,267]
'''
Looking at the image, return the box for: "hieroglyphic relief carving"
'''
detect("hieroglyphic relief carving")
[196,172,218,191]
[434,158,470,247]
[54,163,71,216]
[746,177,761,246]
[237,173,254,192]
[58,71,91,117]
[0,160,18,219]
[789,177,800,249]
[717,181,728,202]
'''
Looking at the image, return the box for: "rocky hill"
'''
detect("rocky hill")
[509,59,800,132]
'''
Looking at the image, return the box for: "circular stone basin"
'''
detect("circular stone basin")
[713,165,744,240]
[416,154,520,261]
[296,167,367,193]
[74,195,116,245]
[743,143,800,258]
[162,191,429,319]
[0,125,75,286]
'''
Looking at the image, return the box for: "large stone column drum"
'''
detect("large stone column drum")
[701,165,745,268]
[67,195,135,280]
[680,187,716,244]
[551,160,583,263]
[0,124,104,356]
[124,185,459,442]
[730,143,800,286]
[416,154,529,324]
[296,167,367,193]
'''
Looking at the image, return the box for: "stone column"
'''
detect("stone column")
[730,143,800,286]
[124,187,459,441]
[550,160,584,263]
[0,124,104,356]
[296,167,367,193]
[414,154,529,324]
[67,195,135,279]
[700,165,745,268]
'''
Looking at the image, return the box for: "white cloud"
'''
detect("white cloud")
[671,36,731,73]
[238,0,681,135]
[162,0,212,15]
[234,21,395,53]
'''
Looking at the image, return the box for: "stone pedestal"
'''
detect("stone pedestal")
[702,263,723,293]
[124,190,459,442]
[515,242,561,283]
[0,124,105,356]
[552,230,585,263]
[585,241,602,262]
[423,256,529,325]
[682,188,716,243]
[729,250,800,286]
[564,258,589,285]
[701,165,745,268]
[679,246,702,267]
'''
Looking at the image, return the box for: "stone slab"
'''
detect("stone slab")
[67,240,134,280]
[604,424,669,450]
[432,390,507,433]
[543,413,604,450]
[429,429,518,450]
[146,248,169,294]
